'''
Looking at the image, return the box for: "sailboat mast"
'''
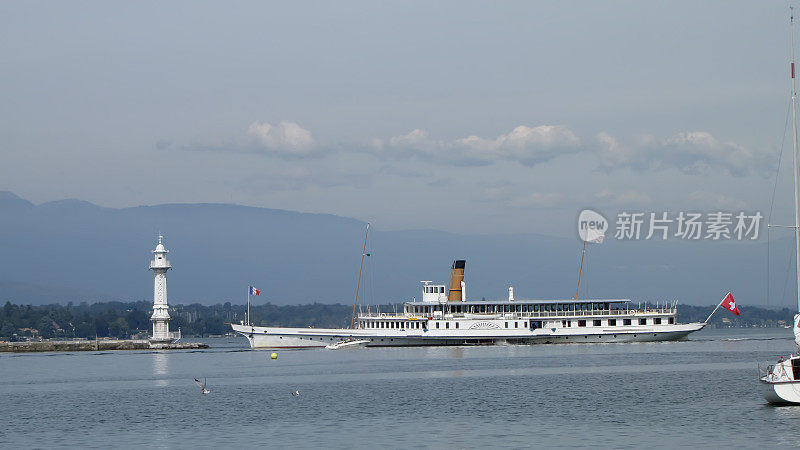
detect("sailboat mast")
[350,223,370,329]
[791,9,800,314]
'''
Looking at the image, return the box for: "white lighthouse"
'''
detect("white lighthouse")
[149,235,176,344]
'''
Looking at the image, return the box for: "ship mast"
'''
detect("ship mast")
[791,9,800,314]
[350,223,370,329]
[575,240,586,300]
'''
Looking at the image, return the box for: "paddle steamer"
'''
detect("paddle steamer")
[231,260,705,348]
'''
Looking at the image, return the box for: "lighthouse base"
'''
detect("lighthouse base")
[150,319,179,345]
[149,330,181,345]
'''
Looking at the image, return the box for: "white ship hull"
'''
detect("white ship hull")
[231,322,705,349]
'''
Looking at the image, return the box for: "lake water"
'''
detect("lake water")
[1,328,799,449]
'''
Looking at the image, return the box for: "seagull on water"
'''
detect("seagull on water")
[291,390,300,397]
[194,378,211,395]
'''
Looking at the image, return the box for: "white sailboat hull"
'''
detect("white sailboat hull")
[760,379,800,405]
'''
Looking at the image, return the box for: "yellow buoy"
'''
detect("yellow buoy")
[270,352,278,360]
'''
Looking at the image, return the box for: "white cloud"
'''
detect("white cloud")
[374,125,581,166]
[246,121,317,156]
[377,127,766,174]
[192,121,769,178]
[187,120,321,158]
[389,129,431,148]
[596,132,637,168]
[596,130,771,176]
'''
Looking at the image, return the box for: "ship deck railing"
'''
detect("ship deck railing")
[359,308,677,320]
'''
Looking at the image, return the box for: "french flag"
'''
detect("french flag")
[249,286,260,296]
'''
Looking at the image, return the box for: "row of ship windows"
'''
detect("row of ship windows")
[408,303,617,314]
[360,321,427,329]
[358,317,674,330]
[279,336,401,343]
[498,317,673,328]
[284,334,663,342]
[568,317,673,327]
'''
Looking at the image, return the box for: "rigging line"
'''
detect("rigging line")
[368,239,375,307]
[781,239,796,306]
[770,102,792,224]
[768,102,792,306]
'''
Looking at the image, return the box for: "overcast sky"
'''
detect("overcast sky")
[0,1,797,235]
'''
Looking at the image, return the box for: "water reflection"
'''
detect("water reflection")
[152,352,168,387]
[449,347,465,377]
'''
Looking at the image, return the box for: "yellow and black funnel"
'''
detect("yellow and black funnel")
[447,260,466,302]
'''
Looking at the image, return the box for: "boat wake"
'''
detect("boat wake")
[722,337,788,342]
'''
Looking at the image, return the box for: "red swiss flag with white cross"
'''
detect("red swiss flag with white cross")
[720,292,740,316]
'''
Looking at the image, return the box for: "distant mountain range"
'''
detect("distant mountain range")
[0,191,791,307]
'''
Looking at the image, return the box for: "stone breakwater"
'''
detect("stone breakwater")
[0,340,209,352]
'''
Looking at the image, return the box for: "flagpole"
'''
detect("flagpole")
[704,295,726,324]
[247,287,251,327]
